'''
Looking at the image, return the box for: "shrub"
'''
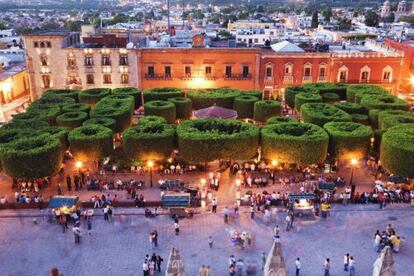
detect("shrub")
[377,110,412,130]
[351,114,369,125]
[143,87,184,102]
[354,89,387,104]
[144,100,176,124]
[302,83,348,100]
[294,93,322,110]
[5,118,49,130]
[83,117,117,132]
[233,95,258,119]
[62,103,90,114]
[379,114,414,130]
[68,125,113,162]
[168,97,193,119]
[79,88,111,106]
[112,87,142,108]
[56,111,89,129]
[24,106,62,125]
[284,86,318,108]
[334,102,366,114]
[35,126,69,150]
[123,123,175,161]
[43,89,80,102]
[380,123,414,178]
[240,90,262,98]
[346,84,386,102]
[90,97,134,132]
[261,123,329,165]
[0,135,63,180]
[188,89,240,109]
[360,94,410,111]
[300,103,352,126]
[253,100,281,122]
[139,116,167,125]
[368,109,381,128]
[323,122,373,159]
[321,92,340,104]
[176,119,260,162]
[31,95,76,110]
[266,116,299,125]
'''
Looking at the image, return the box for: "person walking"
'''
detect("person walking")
[250,204,255,219]
[149,231,156,249]
[344,253,350,271]
[324,258,331,276]
[208,236,213,248]
[66,176,72,192]
[72,224,81,244]
[156,255,163,272]
[229,265,236,276]
[234,202,239,217]
[153,230,158,247]
[87,217,92,235]
[211,197,217,213]
[174,221,179,235]
[223,206,229,223]
[349,256,355,276]
[199,265,208,276]
[103,205,109,221]
[261,252,266,270]
[285,214,291,231]
[142,260,149,276]
[295,258,301,276]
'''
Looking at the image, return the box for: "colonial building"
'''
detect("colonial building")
[23,31,410,101]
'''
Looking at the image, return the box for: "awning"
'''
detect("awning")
[47,196,79,209]
[193,105,237,119]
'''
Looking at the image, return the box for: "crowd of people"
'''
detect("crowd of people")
[373,223,402,253]
[142,253,163,276]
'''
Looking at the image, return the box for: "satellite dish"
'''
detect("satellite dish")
[126,42,134,49]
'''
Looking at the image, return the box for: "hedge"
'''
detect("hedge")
[143,87,184,102]
[68,125,113,162]
[83,117,117,132]
[176,119,260,162]
[239,90,262,99]
[380,123,414,178]
[322,92,340,104]
[354,89,387,104]
[253,100,281,122]
[0,135,63,180]
[90,97,134,132]
[112,87,142,108]
[79,88,111,106]
[377,110,411,129]
[294,93,322,110]
[144,100,176,124]
[323,121,373,159]
[5,118,49,130]
[351,113,369,125]
[35,126,69,150]
[266,116,299,125]
[56,111,89,129]
[379,114,414,130]
[233,95,258,119]
[360,94,410,111]
[43,89,80,102]
[139,115,167,125]
[302,83,347,100]
[368,109,381,128]
[334,102,366,114]
[261,122,329,165]
[300,103,352,126]
[346,84,386,102]
[23,106,62,125]
[31,95,75,110]
[123,123,175,161]
[284,86,318,108]
[168,97,193,119]
[188,89,240,109]
[62,103,90,114]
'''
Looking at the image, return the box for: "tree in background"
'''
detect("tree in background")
[322,7,332,22]
[365,11,380,27]
[311,11,319,28]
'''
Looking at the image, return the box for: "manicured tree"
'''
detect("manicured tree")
[62,103,90,114]
[176,119,260,162]
[123,123,175,161]
[68,125,113,162]
[139,115,168,125]
[334,102,366,114]
[143,87,184,102]
[233,95,258,119]
[266,116,299,125]
[0,135,63,180]
[351,114,369,125]
[302,83,347,100]
[294,93,322,111]
[188,89,241,109]
[5,118,49,130]
[323,122,373,160]
[300,103,352,127]
[379,114,414,130]
[346,84,386,102]
[31,95,76,109]
[360,94,410,111]
[368,109,381,128]
[240,90,262,99]
[35,126,69,150]
[168,97,193,119]
[79,88,111,106]
[284,86,318,108]
[83,117,117,132]
[112,87,142,108]
[90,97,134,132]
[144,100,176,124]
[380,123,414,178]
[261,122,329,165]
[43,89,80,102]
[321,92,340,104]
[354,89,387,103]
[56,111,89,129]
[377,109,411,129]
[253,100,281,122]
[23,106,62,125]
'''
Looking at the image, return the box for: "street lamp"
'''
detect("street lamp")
[75,161,82,175]
[147,160,154,187]
[271,160,278,184]
[235,179,241,187]
[349,158,358,186]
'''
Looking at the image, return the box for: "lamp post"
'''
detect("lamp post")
[148,160,154,187]
[349,159,357,186]
[271,160,278,184]
[75,161,83,175]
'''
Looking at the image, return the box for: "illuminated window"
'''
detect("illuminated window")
[103,74,112,84]
[42,75,50,88]
[102,55,111,66]
[121,74,129,84]
[86,74,94,84]
[84,56,93,66]
[225,66,232,78]
[164,66,171,78]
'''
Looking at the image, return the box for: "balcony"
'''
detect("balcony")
[224,73,252,80]
[67,64,78,70]
[317,76,327,83]
[264,77,274,86]
[84,66,94,73]
[283,75,294,84]
[302,76,312,83]
[145,74,172,80]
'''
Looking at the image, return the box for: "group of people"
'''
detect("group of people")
[142,253,163,276]
[373,223,401,253]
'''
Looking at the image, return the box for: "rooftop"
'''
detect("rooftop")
[0,62,26,82]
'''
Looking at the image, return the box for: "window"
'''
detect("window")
[164,66,171,78]
[119,55,128,66]
[42,75,50,88]
[339,71,347,82]
[319,67,326,77]
[34,41,39,48]
[86,74,94,84]
[242,65,249,78]
[225,66,232,78]
[147,66,155,77]
[361,71,369,82]
[103,74,112,84]
[284,64,293,75]
[46,41,51,48]
[40,55,48,66]
[40,42,45,48]
[68,75,77,84]
[266,66,273,78]
[84,56,93,66]
[102,55,111,66]
[67,57,76,68]
[185,66,191,77]
[205,66,212,77]
[121,74,129,84]
[304,67,311,77]
[383,71,391,82]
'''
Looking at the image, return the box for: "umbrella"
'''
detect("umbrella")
[193,105,238,119]
[372,246,396,276]
[165,247,185,276]
[264,241,287,276]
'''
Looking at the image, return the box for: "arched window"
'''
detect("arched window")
[382,65,393,83]
[284,62,293,75]
[338,65,348,83]
[360,66,371,83]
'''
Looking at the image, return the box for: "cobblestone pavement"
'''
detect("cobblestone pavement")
[0,205,413,276]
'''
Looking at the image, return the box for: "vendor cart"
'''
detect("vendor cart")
[48,196,79,215]
[288,193,315,217]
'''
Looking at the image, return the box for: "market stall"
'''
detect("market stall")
[47,196,79,215]
[288,193,315,217]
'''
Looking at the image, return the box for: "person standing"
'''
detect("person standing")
[153,230,158,247]
[250,204,255,219]
[349,256,355,276]
[234,202,239,217]
[142,260,149,276]
[261,252,266,271]
[211,197,217,213]
[295,258,301,276]
[66,176,72,192]
[87,217,92,236]
[285,214,291,231]
[103,205,109,221]
[229,265,236,276]
[199,265,208,276]
[223,206,229,223]
[72,224,81,244]
[324,258,331,276]
[344,253,350,271]
[208,236,213,248]
[156,255,163,272]
[149,232,156,249]
[174,221,179,235]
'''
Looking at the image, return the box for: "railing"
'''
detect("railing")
[283,75,294,84]
[224,73,252,80]
[302,76,312,83]
[145,74,172,80]
[317,76,327,82]
[342,79,395,84]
